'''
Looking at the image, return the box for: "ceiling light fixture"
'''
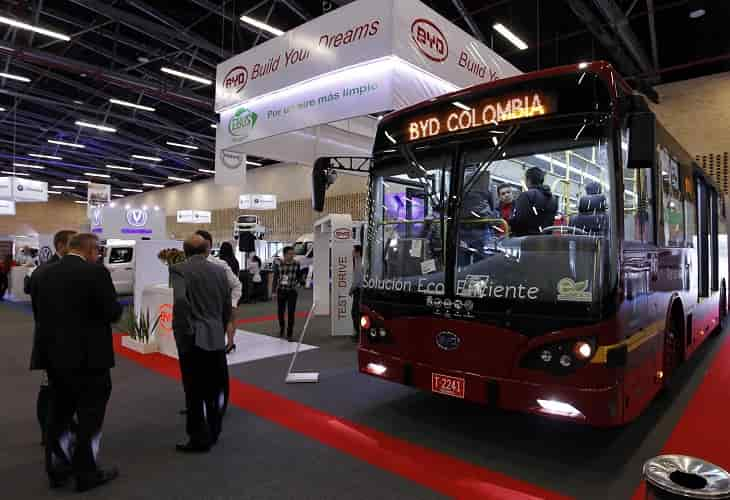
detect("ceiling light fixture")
[210,124,217,129]
[247,160,262,167]
[160,67,212,86]
[75,121,116,133]
[112,194,124,198]
[0,107,5,112]
[452,101,472,111]
[166,141,199,150]
[12,163,45,170]
[47,190,62,195]
[106,164,134,171]
[67,179,90,184]
[198,169,215,174]
[493,23,528,50]
[48,139,85,148]
[109,98,156,112]
[122,188,143,193]
[168,176,192,183]
[74,200,88,205]
[142,183,165,188]
[0,72,31,83]
[84,172,111,179]
[0,15,71,41]
[51,185,75,190]
[689,0,706,18]
[28,153,62,160]
[131,154,162,162]
[1,170,30,176]
[239,15,285,36]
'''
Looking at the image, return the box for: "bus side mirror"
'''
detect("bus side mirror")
[627,112,656,169]
[312,157,331,212]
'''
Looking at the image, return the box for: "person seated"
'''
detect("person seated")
[496,183,515,220]
[509,167,558,236]
[570,182,608,235]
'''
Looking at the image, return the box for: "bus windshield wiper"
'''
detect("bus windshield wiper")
[398,143,442,210]
[459,124,520,210]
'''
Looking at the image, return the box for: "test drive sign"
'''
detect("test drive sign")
[411,19,448,62]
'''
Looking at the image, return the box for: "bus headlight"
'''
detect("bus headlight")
[520,338,596,374]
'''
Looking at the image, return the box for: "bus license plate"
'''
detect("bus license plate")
[432,373,465,399]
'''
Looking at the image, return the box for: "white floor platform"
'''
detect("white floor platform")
[226,329,318,366]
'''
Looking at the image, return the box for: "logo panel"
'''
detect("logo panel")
[223,66,249,93]
[334,228,351,240]
[228,107,258,138]
[126,209,148,227]
[220,149,245,170]
[411,19,449,62]
[435,331,460,351]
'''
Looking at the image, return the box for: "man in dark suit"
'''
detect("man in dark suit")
[32,233,122,492]
[29,229,77,445]
[171,234,231,453]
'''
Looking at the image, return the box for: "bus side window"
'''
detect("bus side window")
[660,150,685,246]
[623,166,655,243]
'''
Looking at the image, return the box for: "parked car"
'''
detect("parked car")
[103,239,136,296]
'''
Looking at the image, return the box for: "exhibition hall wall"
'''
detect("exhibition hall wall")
[0,198,86,236]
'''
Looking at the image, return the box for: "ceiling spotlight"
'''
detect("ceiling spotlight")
[131,154,162,162]
[51,185,76,190]
[75,121,116,133]
[67,179,90,184]
[198,169,215,174]
[210,124,218,129]
[1,170,30,176]
[12,163,45,170]
[0,15,70,41]
[106,164,134,171]
[0,107,5,112]
[168,176,191,183]
[0,72,31,83]
[247,160,262,167]
[142,183,165,188]
[109,99,156,112]
[122,188,143,193]
[137,56,150,64]
[112,194,124,198]
[689,0,706,18]
[239,15,284,36]
[160,67,212,86]
[48,139,85,148]
[493,23,528,50]
[166,141,199,150]
[84,172,111,179]
[47,190,62,195]
[28,153,62,160]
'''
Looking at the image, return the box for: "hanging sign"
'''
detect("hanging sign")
[87,183,111,205]
[176,210,212,224]
[12,178,48,202]
[239,194,277,210]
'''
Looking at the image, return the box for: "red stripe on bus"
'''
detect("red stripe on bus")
[114,334,571,500]
[632,332,730,499]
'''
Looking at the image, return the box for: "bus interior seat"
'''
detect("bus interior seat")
[571,193,608,235]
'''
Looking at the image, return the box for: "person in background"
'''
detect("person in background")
[218,242,240,277]
[32,233,122,493]
[272,246,301,341]
[247,254,263,302]
[509,167,558,236]
[496,183,515,221]
[0,254,13,300]
[29,230,77,446]
[171,235,231,453]
[350,245,363,343]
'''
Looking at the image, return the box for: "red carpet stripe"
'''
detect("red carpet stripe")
[235,311,308,326]
[113,334,571,500]
[632,333,730,499]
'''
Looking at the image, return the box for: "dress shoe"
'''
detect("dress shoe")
[175,441,210,453]
[75,467,119,493]
[49,472,71,489]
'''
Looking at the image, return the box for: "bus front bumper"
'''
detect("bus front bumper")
[359,348,624,427]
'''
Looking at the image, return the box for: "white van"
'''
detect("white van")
[103,239,136,296]
[293,233,314,271]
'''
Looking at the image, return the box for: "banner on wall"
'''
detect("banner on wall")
[239,194,277,210]
[90,206,166,240]
[0,200,15,215]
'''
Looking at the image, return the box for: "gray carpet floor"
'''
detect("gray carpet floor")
[1,290,727,499]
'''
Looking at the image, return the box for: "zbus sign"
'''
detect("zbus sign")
[411,19,448,62]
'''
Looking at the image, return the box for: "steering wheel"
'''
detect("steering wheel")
[540,225,588,235]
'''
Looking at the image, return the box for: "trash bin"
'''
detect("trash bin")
[643,455,730,499]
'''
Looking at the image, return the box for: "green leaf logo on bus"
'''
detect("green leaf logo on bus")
[228,107,258,138]
[556,278,592,302]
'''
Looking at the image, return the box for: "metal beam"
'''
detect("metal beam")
[187,0,276,40]
[646,0,660,72]
[450,0,486,42]
[66,0,231,59]
[592,0,655,77]
[279,0,313,20]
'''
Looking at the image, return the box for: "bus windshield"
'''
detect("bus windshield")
[365,116,617,317]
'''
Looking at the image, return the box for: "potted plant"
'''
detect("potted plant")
[120,307,161,354]
[158,248,185,288]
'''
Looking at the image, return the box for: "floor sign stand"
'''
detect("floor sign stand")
[285,301,320,383]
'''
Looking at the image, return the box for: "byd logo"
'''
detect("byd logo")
[223,66,249,93]
[334,228,351,240]
[411,19,449,62]
[126,209,148,227]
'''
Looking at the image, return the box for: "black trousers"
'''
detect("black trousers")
[277,289,298,338]
[0,271,7,299]
[178,347,226,447]
[351,289,361,337]
[45,369,111,481]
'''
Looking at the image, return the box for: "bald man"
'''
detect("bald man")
[171,234,231,452]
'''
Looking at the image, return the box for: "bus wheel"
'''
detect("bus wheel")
[662,321,682,386]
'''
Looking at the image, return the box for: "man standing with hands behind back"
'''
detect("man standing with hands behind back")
[273,246,301,341]
[171,234,231,452]
[32,233,122,493]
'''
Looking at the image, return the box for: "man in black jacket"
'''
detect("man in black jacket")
[31,233,122,492]
[509,167,558,236]
[29,229,76,446]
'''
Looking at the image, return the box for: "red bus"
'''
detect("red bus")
[355,62,729,426]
